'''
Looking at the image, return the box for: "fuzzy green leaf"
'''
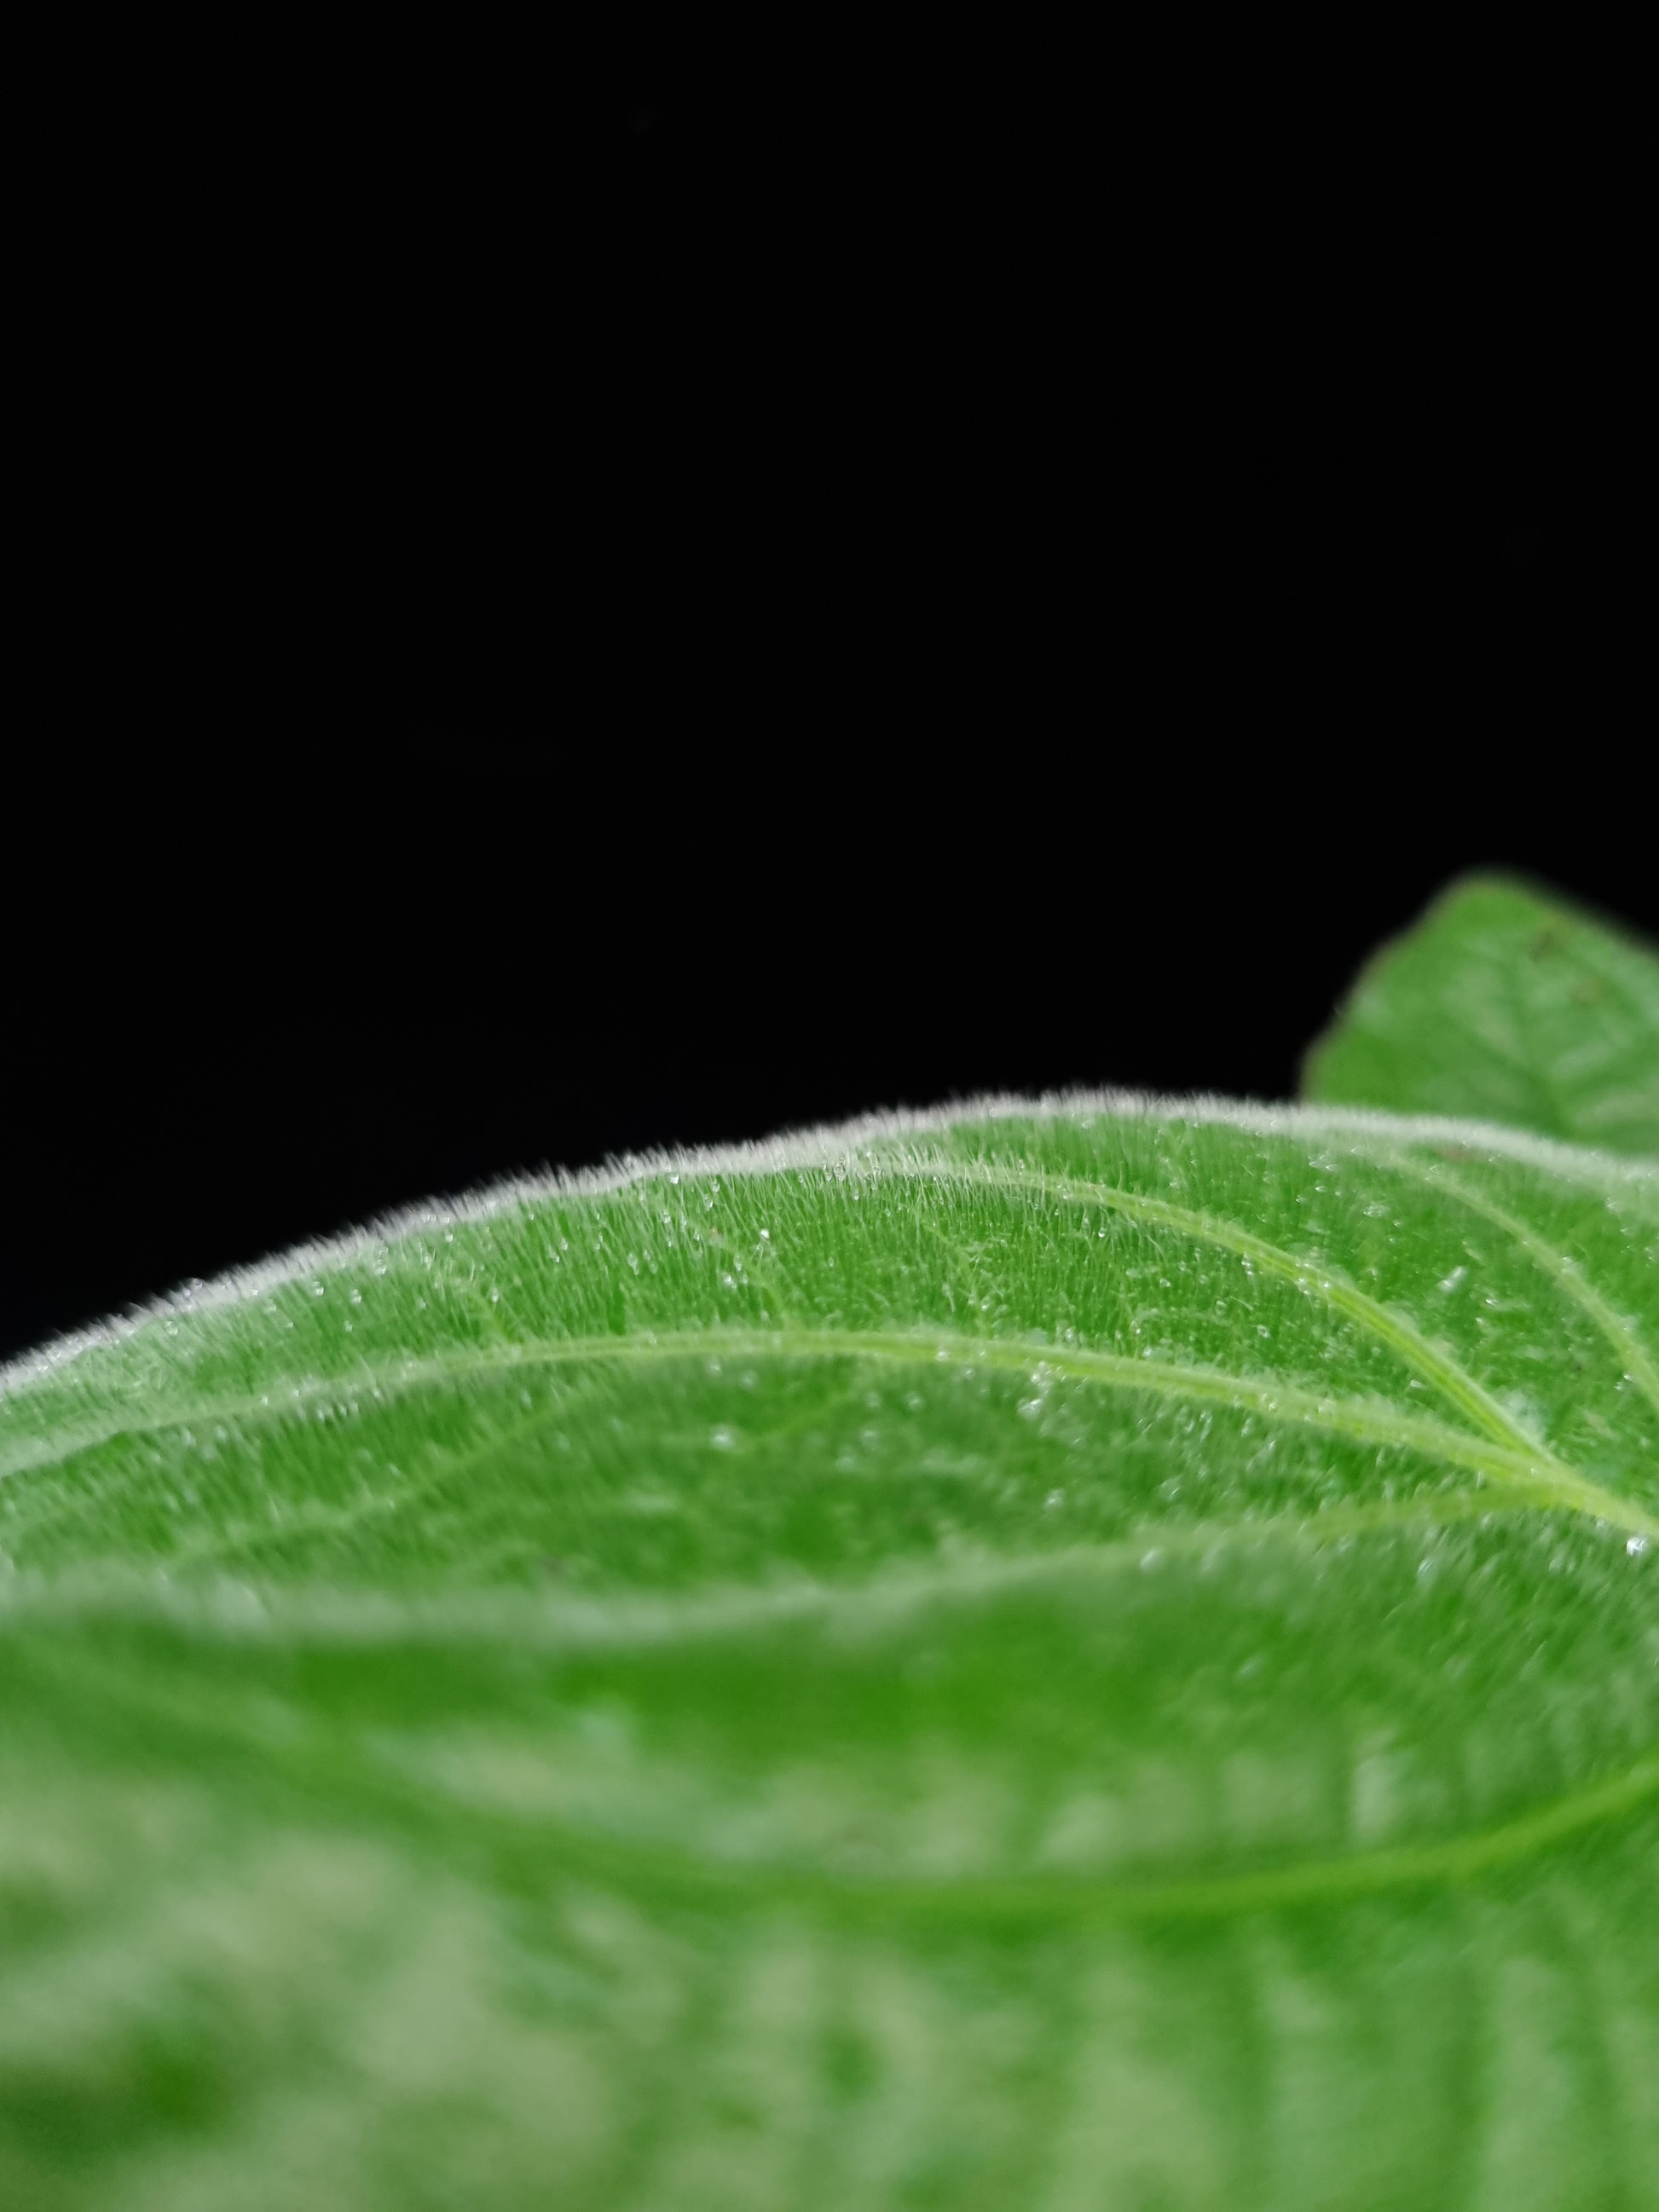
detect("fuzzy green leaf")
[1304,874,1659,1154]
[3,1100,1658,2209]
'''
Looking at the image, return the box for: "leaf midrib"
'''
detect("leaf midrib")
[2,1152,1622,1484]
[5,1154,1653,1544]
[8,1324,1655,1556]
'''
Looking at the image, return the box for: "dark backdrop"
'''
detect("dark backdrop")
[5,20,1647,1362]
[6,753,1650,1367]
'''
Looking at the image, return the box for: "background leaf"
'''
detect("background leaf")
[1303,874,1659,1154]
[3,1097,1657,2209]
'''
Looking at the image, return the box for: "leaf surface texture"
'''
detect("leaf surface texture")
[3,1101,1658,2209]
[1304,875,1659,1154]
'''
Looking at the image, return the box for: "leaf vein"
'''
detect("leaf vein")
[12,1325,1653,1552]
[908,1158,1558,1467]
[1386,1152,1659,1425]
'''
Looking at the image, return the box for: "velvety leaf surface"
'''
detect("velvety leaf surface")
[1303,875,1659,1154]
[2,1099,1657,2209]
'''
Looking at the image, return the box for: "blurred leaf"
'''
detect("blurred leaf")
[1304,874,1659,1153]
[3,1096,1656,2208]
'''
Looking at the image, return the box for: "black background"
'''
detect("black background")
[4,19,1648,1363]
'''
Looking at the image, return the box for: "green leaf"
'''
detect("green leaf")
[3,1100,1657,2209]
[1303,874,1659,1154]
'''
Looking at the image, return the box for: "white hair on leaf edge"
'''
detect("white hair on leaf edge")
[3,1089,1653,1399]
